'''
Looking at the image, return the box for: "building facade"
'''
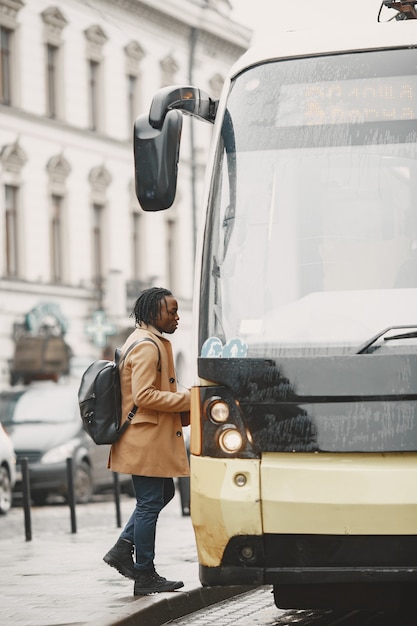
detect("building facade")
[0,0,251,388]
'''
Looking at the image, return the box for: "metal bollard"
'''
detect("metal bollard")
[66,457,77,533]
[113,472,122,528]
[21,458,32,541]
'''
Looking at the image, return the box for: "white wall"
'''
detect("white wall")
[0,0,251,388]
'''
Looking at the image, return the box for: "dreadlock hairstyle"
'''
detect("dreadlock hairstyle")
[131,287,173,326]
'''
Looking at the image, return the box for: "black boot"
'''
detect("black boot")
[133,569,184,595]
[103,538,135,579]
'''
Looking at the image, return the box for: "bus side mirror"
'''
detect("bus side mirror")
[133,109,183,211]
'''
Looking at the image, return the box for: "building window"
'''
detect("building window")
[4,184,19,277]
[46,154,71,283]
[166,217,177,291]
[85,24,107,133]
[0,26,12,105]
[88,59,100,131]
[132,210,141,280]
[92,203,104,299]
[88,164,111,302]
[125,40,144,135]
[41,6,67,120]
[50,194,63,282]
[46,44,58,117]
[127,74,137,131]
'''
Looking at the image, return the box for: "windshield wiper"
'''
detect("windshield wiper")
[355,325,417,354]
[384,330,417,341]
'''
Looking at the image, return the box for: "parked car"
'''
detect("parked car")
[0,381,133,505]
[0,423,16,514]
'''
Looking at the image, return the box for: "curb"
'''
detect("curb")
[89,585,256,626]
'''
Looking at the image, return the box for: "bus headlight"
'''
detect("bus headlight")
[206,397,230,423]
[218,427,243,454]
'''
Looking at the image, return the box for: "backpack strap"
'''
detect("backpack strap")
[119,337,160,424]
[120,337,160,368]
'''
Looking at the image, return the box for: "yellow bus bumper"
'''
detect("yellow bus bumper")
[191,452,417,570]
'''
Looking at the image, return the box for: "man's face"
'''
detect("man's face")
[153,296,179,334]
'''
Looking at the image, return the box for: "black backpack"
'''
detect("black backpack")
[78,338,158,445]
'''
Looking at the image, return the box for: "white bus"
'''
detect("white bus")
[134,2,417,610]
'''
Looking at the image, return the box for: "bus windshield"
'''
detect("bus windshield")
[200,48,417,357]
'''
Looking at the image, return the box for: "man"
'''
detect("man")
[103,287,190,595]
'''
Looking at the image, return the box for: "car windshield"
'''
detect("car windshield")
[0,385,78,424]
[200,48,417,357]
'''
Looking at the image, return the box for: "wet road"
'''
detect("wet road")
[2,495,416,626]
[0,490,139,541]
[167,586,416,626]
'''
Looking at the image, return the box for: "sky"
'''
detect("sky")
[231,0,390,45]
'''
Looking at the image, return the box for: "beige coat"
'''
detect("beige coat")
[108,326,190,477]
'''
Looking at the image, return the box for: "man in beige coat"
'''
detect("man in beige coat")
[103,287,190,595]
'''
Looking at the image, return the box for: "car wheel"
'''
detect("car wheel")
[0,466,12,514]
[72,461,93,504]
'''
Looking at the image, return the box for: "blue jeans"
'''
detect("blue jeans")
[120,475,175,571]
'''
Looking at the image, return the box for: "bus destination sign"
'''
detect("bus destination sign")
[277,75,417,126]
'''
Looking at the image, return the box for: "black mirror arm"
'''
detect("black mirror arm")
[149,85,218,129]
